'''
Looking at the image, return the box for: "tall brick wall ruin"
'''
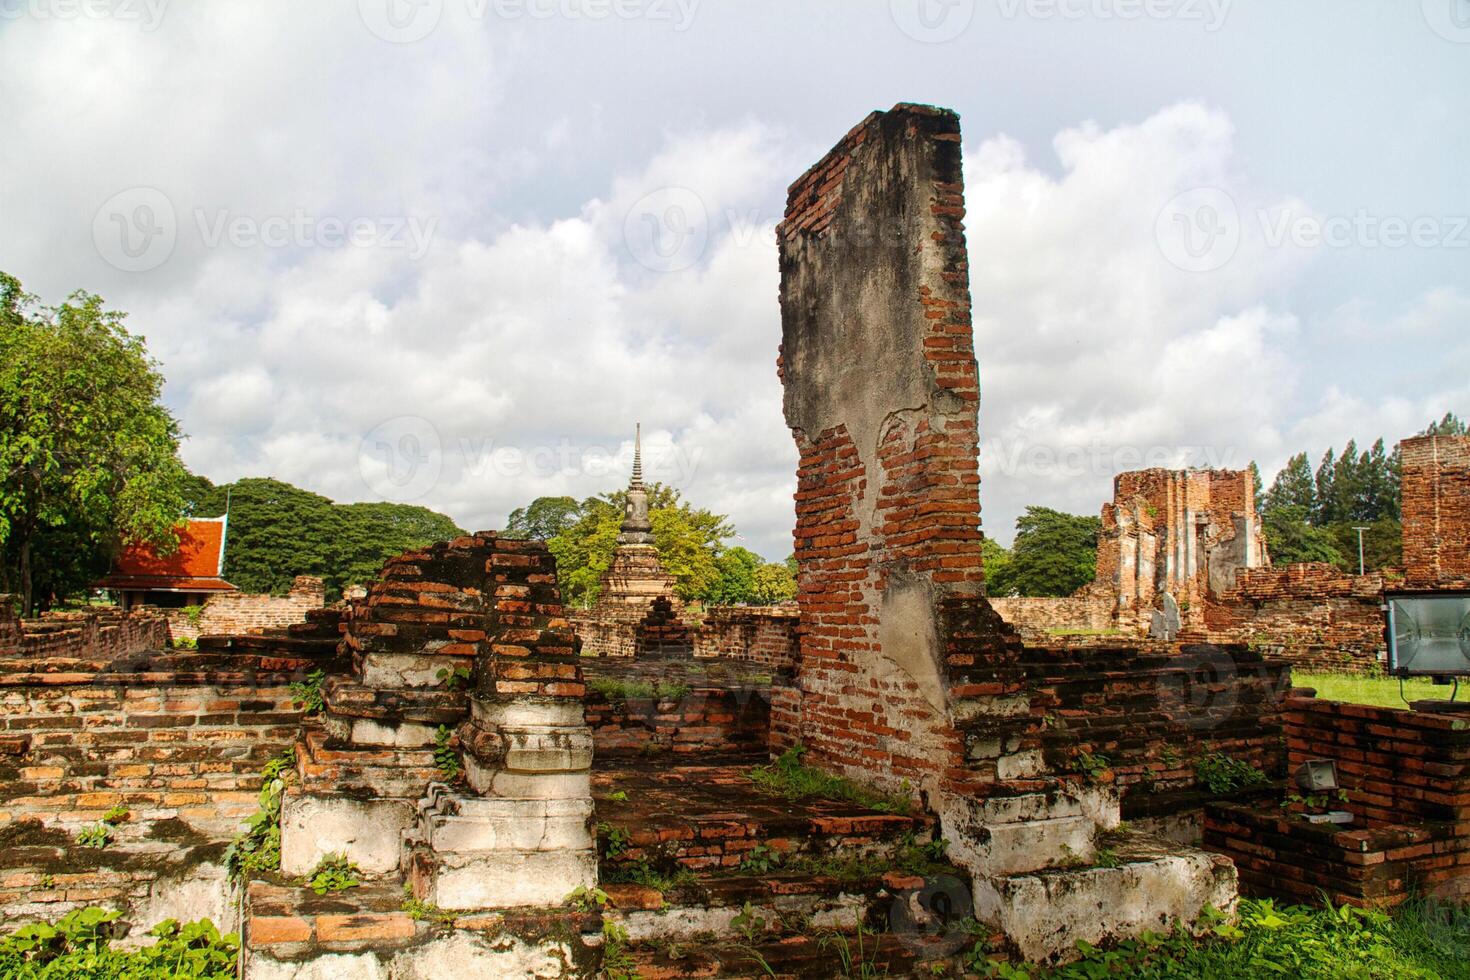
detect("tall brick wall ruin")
[777,103,994,796]
[1401,434,1470,589]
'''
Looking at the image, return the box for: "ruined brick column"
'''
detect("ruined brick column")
[1400,435,1470,589]
[777,103,1005,797]
[404,542,597,909]
[282,533,597,909]
[778,105,1237,961]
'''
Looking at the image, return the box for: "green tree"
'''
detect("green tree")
[0,274,189,613]
[1262,504,1343,566]
[1422,411,1467,436]
[187,478,464,600]
[505,496,581,541]
[982,536,1016,597]
[707,546,762,604]
[1264,453,1317,514]
[538,484,734,608]
[994,507,1100,598]
[751,560,796,604]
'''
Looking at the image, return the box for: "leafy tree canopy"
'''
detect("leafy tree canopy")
[515,487,791,608]
[0,273,189,613]
[1257,420,1463,573]
[185,476,463,600]
[987,507,1101,598]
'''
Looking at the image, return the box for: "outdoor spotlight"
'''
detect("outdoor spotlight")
[1294,760,1339,794]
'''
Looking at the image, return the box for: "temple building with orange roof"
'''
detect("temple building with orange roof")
[96,515,239,610]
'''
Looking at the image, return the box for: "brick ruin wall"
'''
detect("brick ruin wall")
[690,605,798,671]
[163,575,327,643]
[1201,564,1387,673]
[1401,434,1470,589]
[776,104,994,796]
[571,603,798,669]
[988,590,1115,639]
[1206,696,1470,906]
[1,605,169,663]
[0,614,344,929]
[1024,640,1290,835]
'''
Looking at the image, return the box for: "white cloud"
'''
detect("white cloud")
[1,6,1460,559]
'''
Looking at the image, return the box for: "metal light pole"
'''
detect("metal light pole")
[1353,526,1371,575]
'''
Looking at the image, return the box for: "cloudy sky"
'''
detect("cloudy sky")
[2,1,1466,557]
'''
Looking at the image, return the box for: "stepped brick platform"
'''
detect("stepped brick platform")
[594,759,932,874]
[584,658,775,758]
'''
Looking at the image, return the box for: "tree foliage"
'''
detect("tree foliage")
[515,487,789,608]
[185,476,463,600]
[0,273,189,613]
[1256,423,1462,572]
[987,507,1101,598]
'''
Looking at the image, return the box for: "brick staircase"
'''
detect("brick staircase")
[592,757,973,977]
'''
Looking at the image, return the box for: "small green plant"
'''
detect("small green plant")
[437,665,472,691]
[1095,847,1122,869]
[748,743,912,815]
[607,790,629,802]
[1076,751,1111,782]
[290,668,326,715]
[1159,745,1182,768]
[224,747,296,881]
[601,918,639,980]
[589,677,692,704]
[604,860,694,893]
[172,635,199,650]
[598,822,631,859]
[0,910,239,979]
[433,725,463,782]
[102,804,130,825]
[738,843,786,874]
[1194,752,1270,794]
[305,853,361,895]
[76,822,112,849]
[565,885,611,912]
[401,883,456,928]
[181,604,205,626]
[732,901,767,942]
[820,913,887,979]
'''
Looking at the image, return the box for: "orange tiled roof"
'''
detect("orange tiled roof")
[95,517,238,593]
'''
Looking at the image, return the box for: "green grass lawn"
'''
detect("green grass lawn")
[1295,671,1461,710]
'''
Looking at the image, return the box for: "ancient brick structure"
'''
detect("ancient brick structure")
[1206,695,1470,906]
[1401,434,1470,588]
[163,575,326,644]
[1095,468,1266,631]
[1202,564,1387,672]
[585,426,682,632]
[0,603,169,662]
[690,604,798,671]
[0,611,345,931]
[777,103,1241,961]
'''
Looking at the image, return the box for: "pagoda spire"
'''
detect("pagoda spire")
[630,422,644,490]
[617,423,654,546]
